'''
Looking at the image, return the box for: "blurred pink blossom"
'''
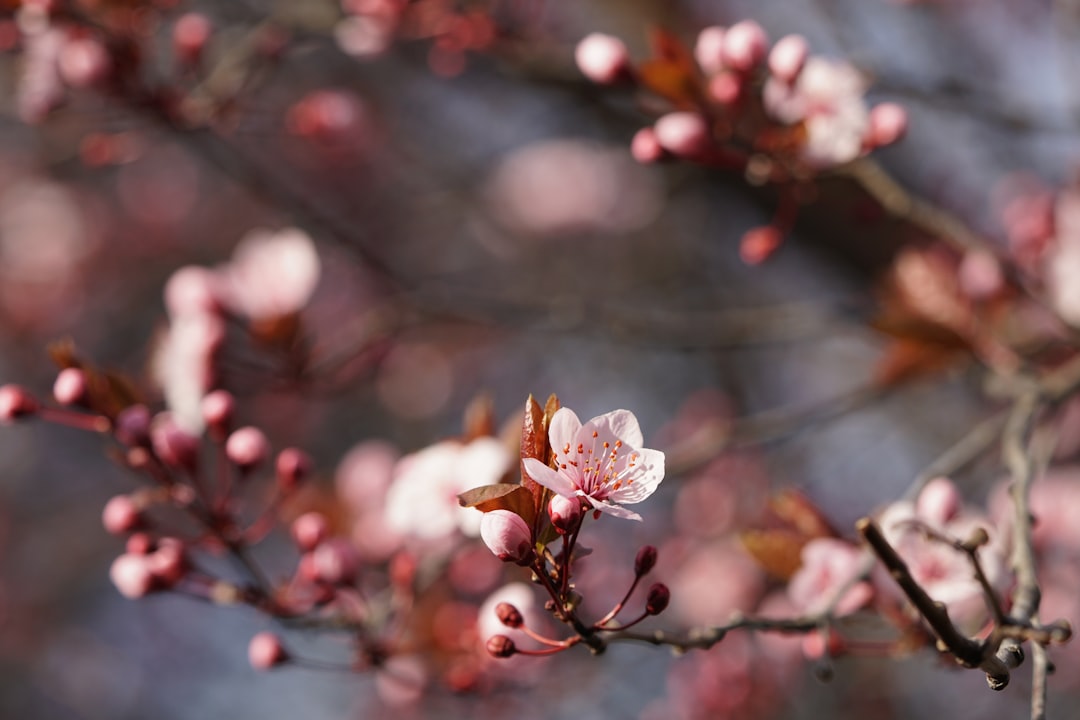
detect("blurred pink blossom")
[787,538,873,616]
[219,227,321,320]
[384,437,511,540]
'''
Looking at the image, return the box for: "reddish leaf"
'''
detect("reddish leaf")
[768,489,835,539]
[520,394,547,513]
[638,27,700,108]
[457,483,536,529]
[464,392,496,441]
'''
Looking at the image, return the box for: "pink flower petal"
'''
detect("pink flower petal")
[522,457,577,497]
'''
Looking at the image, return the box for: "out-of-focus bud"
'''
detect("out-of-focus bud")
[248,632,288,670]
[634,545,658,576]
[654,112,711,159]
[276,448,313,492]
[312,538,359,585]
[768,34,808,84]
[173,13,212,66]
[200,389,234,440]
[707,72,743,105]
[115,404,151,446]
[548,493,582,533]
[102,495,142,535]
[495,602,524,629]
[145,537,186,587]
[574,33,631,85]
[866,102,908,148]
[226,426,270,471]
[110,553,155,599]
[958,250,1004,301]
[721,20,768,72]
[53,367,87,406]
[291,512,329,552]
[0,384,39,423]
[151,413,200,471]
[58,36,110,88]
[694,26,726,75]
[740,226,783,265]
[485,635,517,658]
[630,127,664,164]
[126,532,153,555]
[480,510,534,563]
[645,583,671,615]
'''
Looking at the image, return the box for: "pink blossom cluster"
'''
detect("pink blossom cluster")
[574,24,907,172]
[155,227,320,432]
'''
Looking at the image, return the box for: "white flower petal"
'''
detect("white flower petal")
[522,457,578,497]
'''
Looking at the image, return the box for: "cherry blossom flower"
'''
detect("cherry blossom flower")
[763,57,870,168]
[384,437,512,539]
[877,477,1007,632]
[218,227,321,321]
[522,408,664,521]
[787,538,873,616]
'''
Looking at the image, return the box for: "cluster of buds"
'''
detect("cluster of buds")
[574,23,908,263]
[1,362,317,671]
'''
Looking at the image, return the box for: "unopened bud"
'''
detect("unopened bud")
[200,390,234,439]
[150,413,200,471]
[0,384,39,423]
[768,34,808,84]
[226,426,270,471]
[276,448,312,492]
[173,12,212,65]
[574,33,630,85]
[109,553,155,599]
[549,493,582,533]
[102,495,142,535]
[485,635,517,658]
[721,20,768,72]
[630,127,664,164]
[115,404,151,446]
[694,26,726,75]
[495,602,524,629]
[248,631,288,670]
[645,583,670,615]
[53,368,88,406]
[480,510,534,564]
[291,512,329,552]
[312,538,359,585]
[634,545,658,576]
[654,112,710,159]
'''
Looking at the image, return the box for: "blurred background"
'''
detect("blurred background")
[0,0,1077,718]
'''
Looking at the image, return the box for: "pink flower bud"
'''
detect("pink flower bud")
[694,26,726,75]
[173,13,212,65]
[226,426,270,471]
[654,112,711,159]
[145,537,186,587]
[53,368,87,406]
[126,532,153,555]
[276,448,313,492]
[721,20,768,72]
[634,545,658,576]
[485,635,516,658]
[248,632,288,670]
[495,601,524,628]
[707,72,743,105]
[917,477,962,525]
[866,102,908,148]
[768,34,808,84]
[102,495,142,535]
[739,226,783,265]
[0,384,39,423]
[115,404,151,446]
[200,390,234,438]
[630,127,664,164]
[312,538,359,584]
[58,36,110,88]
[645,583,670,615]
[110,554,155,599]
[480,510,533,563]
[291,512,329,552]
[150,413,200,471]
[548,493,582,533]
[575,33,630,85]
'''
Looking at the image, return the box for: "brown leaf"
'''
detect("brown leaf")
[457,483,536,529]
[638,27,700,108]
[873,337,968,388]
[520,394,546,513]
[739,529,807,580]
[769,489,835,539]
[464,393,496,441]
